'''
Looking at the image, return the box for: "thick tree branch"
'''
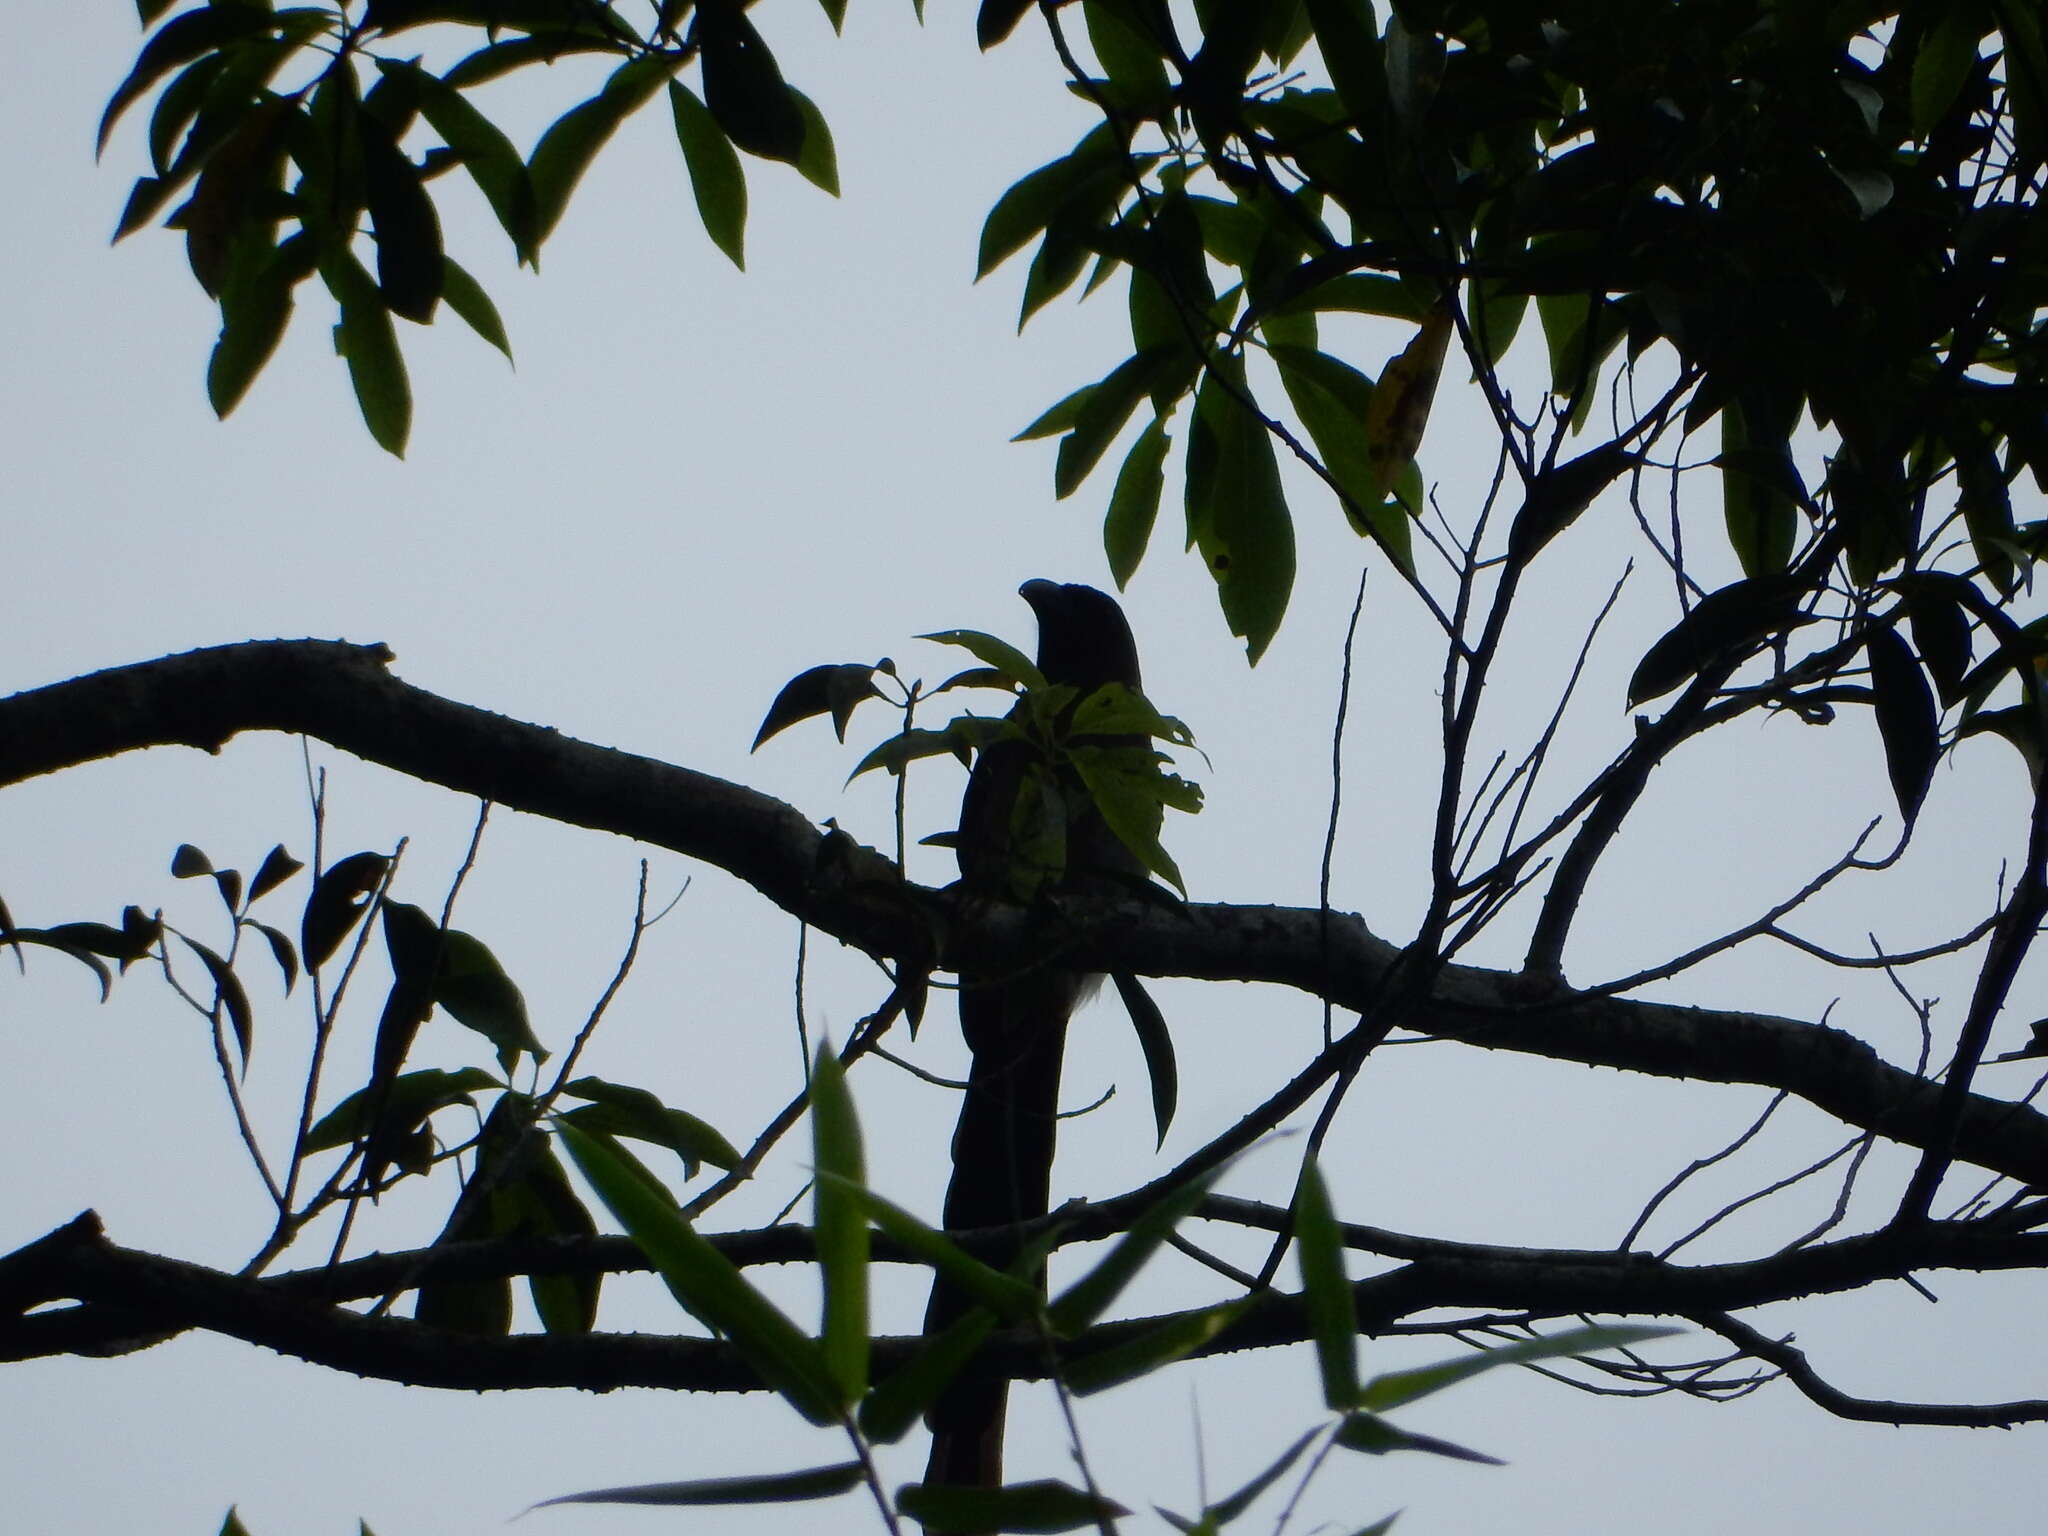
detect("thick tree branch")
[4,643,2046,1191]
[7,1210,2045,1426]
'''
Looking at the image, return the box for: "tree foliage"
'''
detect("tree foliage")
[6,0,2048,1530]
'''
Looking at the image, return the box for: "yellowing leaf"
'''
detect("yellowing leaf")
[1360,304,1453,504]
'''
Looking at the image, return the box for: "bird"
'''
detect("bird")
[922,578,1150,1497]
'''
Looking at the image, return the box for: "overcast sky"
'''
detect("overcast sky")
[2,8,2043,1535]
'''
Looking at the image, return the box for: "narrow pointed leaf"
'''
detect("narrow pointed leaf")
[557,1121,843,1422]
[858,1305,998,1444]
[534,1461,864,1510]
[810,1044,870,1401]
[668,80,747,268]
[529,55,682,246]
[897,1479,1129,1534]
[1866,624,1938,824]
[1358,1324,1679,1412]
[1295,1160,1358,1408]
[1046,1157,1232,1335]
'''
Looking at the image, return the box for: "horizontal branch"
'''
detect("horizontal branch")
[6,1207,2046,1429]
[4,642,2046,1191]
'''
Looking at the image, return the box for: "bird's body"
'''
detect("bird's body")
[923,580,1147,1494]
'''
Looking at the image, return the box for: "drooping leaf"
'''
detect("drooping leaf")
[1112,971,1176,1147]
[529,54,683,246]
[1056,347,1180,498]
[697,3,805,163]
[433,927,546,1069]
[1866,624,1939,825]
[182,935,255,1070]
[786,87,839,195]
[319,244,412,456]
[668,79,747,268]
[1104,414,1170,588]
[1359,306,1452,507]
[1187,368,1295,664]
[438,256,513,361]
[752,662,886,748]
[379,57,538,264]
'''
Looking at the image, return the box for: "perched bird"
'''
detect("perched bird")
[923,579,1149,1495]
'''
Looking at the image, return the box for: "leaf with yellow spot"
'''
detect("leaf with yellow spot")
[1360,304,1453,506]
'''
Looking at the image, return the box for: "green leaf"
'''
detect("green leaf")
[433,927,546,1069]
[1913,8,1986,138]
[529,54,683,247]
[557,1121,843,1423]
[1046,1158,1231,1336]
[848,725,980,782]
[311,1068,496,1147]
[668,80,747,268]
[249,844,303,902]
[1111,971,1176,1147]
[1269,343,1413,573]
[443,34,621,88]
[1294,1160,1357,1408]
[787,87,839,195]
[977,123,1119,279]
[319,244,412,456]
[439,255,513,362]
[1085,0,1170,101]
[1203,1426,1320,1526]
[147,52,228,174]
[533,1462,865,1510]
[380,58,539,265]
[1626,578,1813,707]
[1305,0,1385,125]
[1104,415,1169,588]
[858,1305,997,1445]
[698,4,806,163]
[101,3,290,156]
[1333,1411,1504,1465]
[1014,380,1099,442]
[1067,742,1190,894]
[896,1479,1130,1534]
[1057,348,1179,498]
[814,1170,1042,1324]
[1867,624,1938,825]
[810,1044,870,1402]
[1358,1324,1680,1412]
[300,850,388,970]
[917,628,1045,690]
[357,100,443,322]
[1065,1294,1252,1395]
[218,1509,252,1536]
[182,935,254,1071]
[203,232,302,409]
[1187,368,1295,663]
[752,661,885,748]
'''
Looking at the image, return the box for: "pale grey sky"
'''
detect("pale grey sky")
[2,8,2042,1535]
